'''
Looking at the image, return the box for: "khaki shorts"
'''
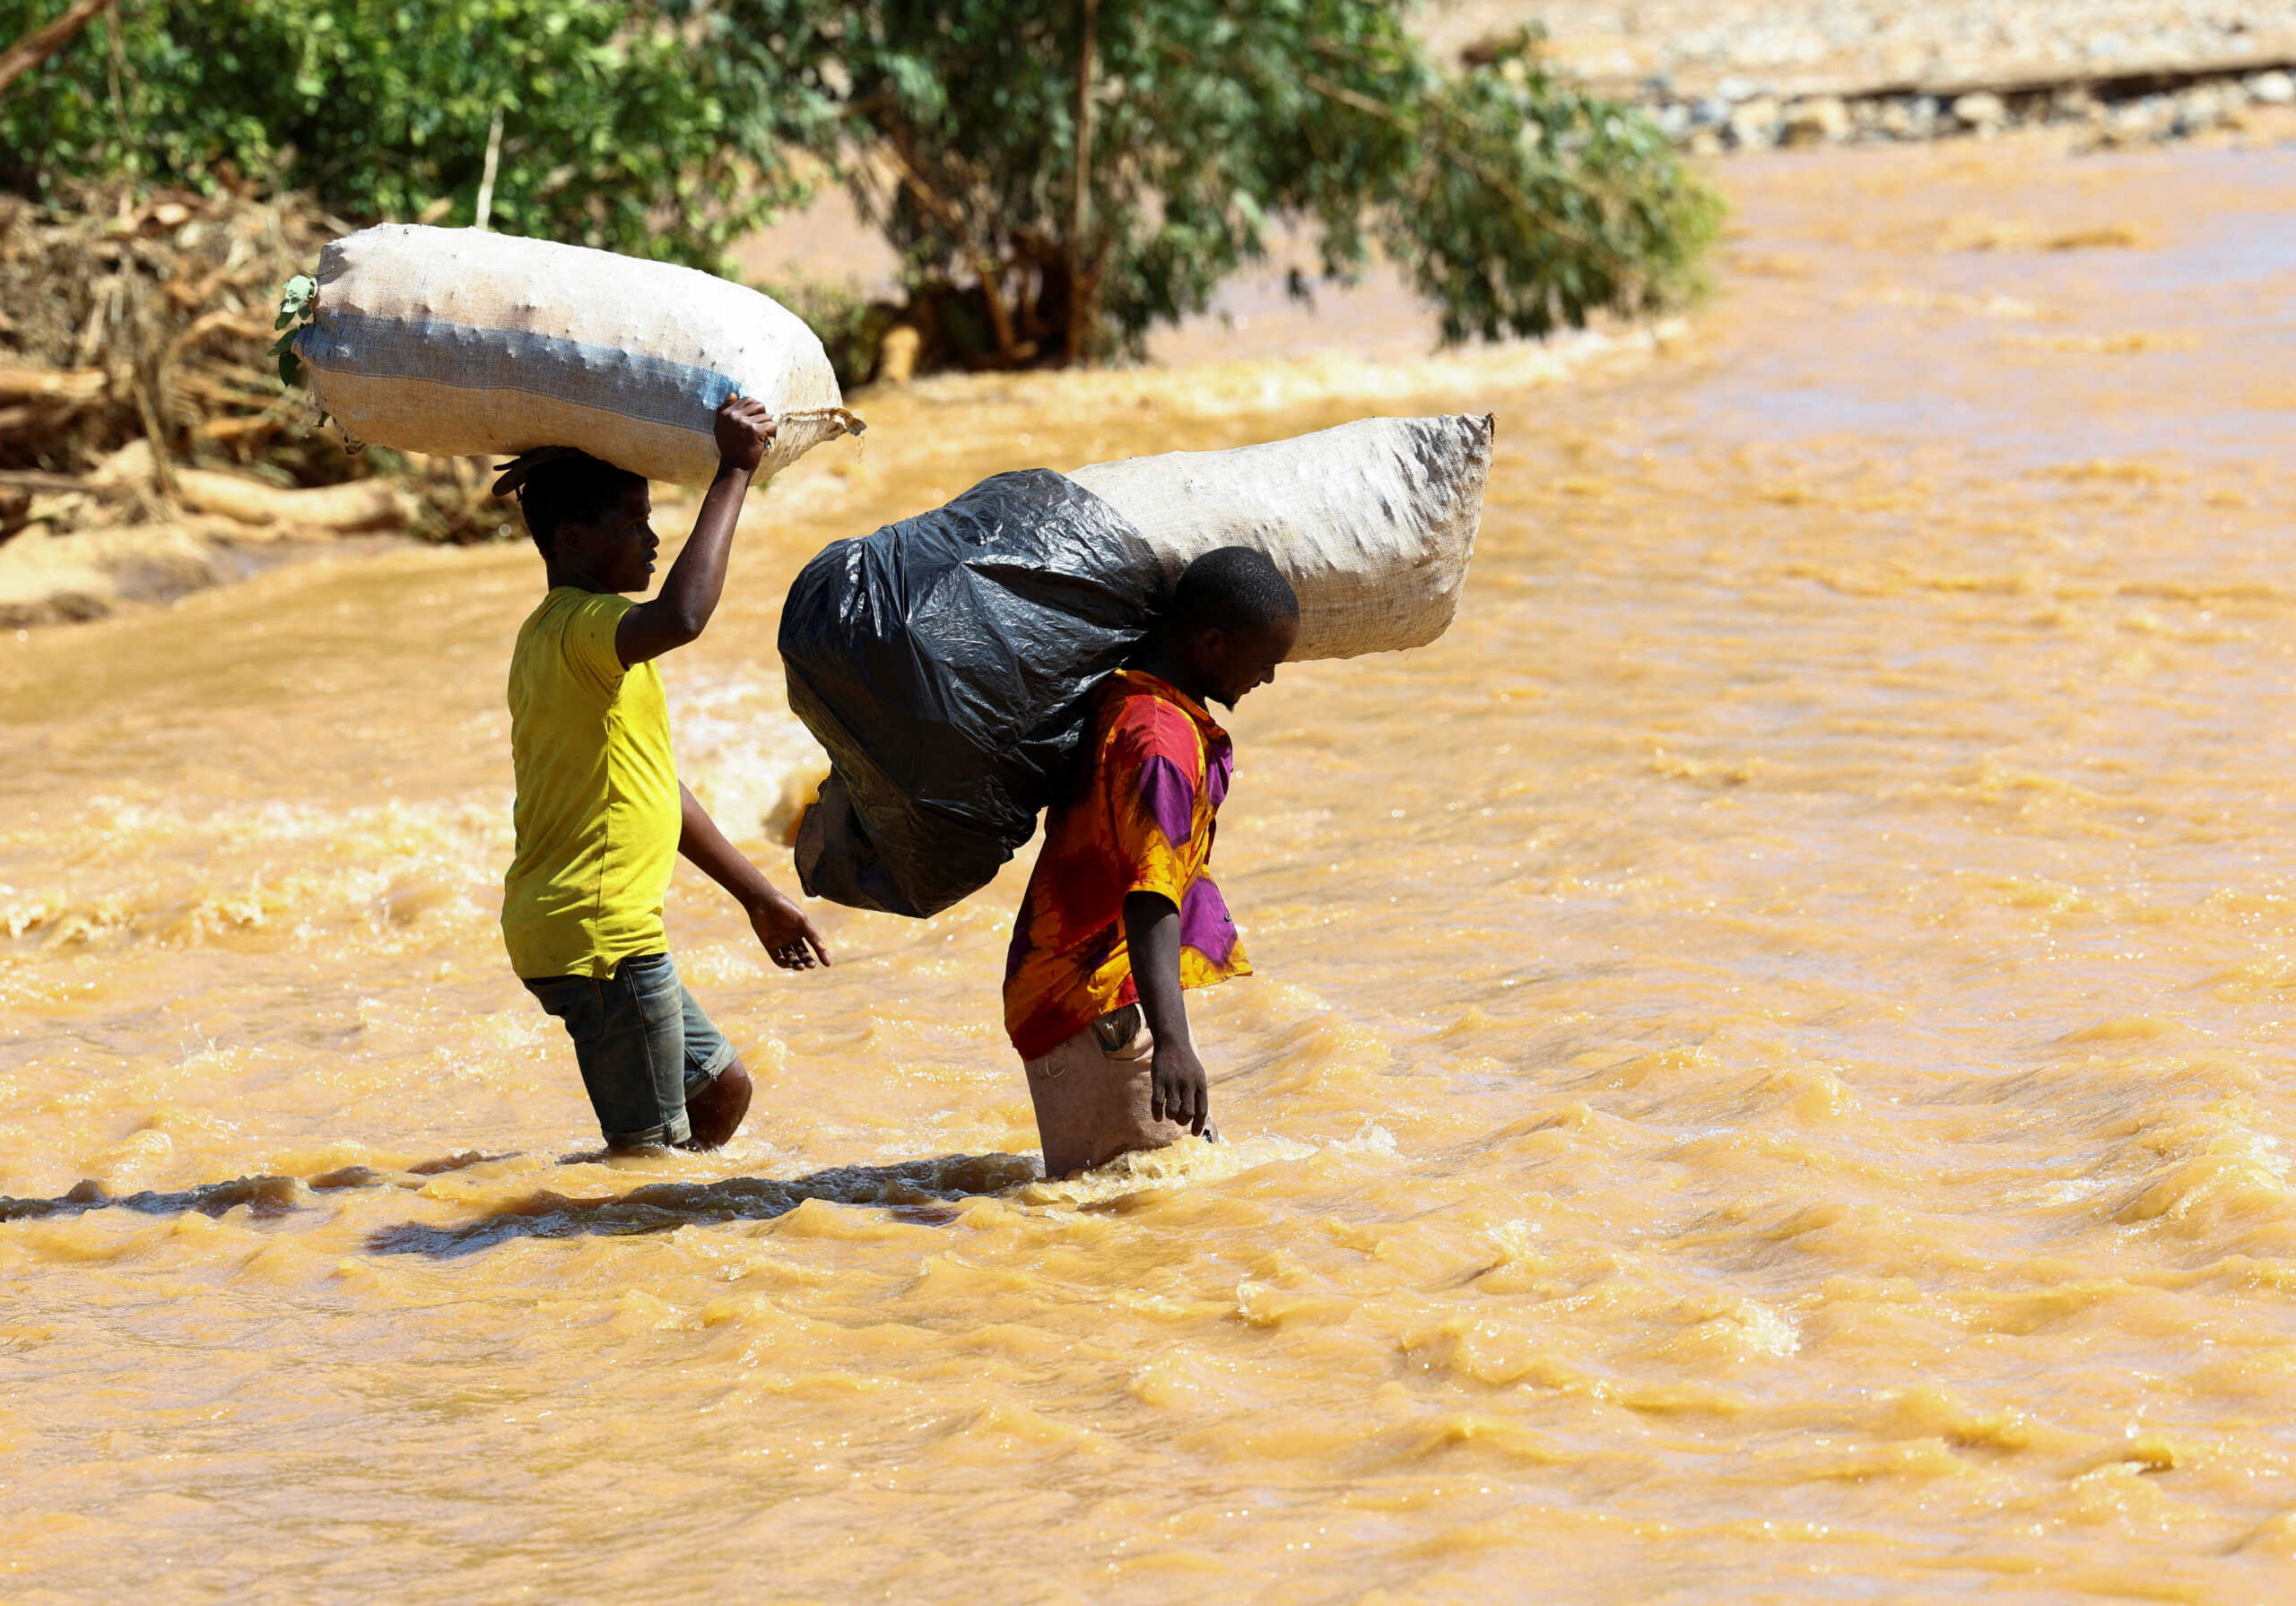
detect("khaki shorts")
[1022,1003,1213,1178]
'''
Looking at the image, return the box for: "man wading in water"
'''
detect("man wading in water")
[496,396,830,1153]
[1004,548,1300,1176]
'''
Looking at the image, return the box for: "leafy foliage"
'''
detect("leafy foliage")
[1321,30,1724,343]
[760,273,897,390]
[4,0,1717,369]
[270,272,315,388]
[0,0,809,266]
[695,1,1720,367]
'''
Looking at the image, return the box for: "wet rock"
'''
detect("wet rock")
[2248,71,2296,106]
[1952,91,2008,133]
[876,324,921,386]
[1783,96,1850,145]
[2172,85,2230,135]
[1728,96,1782,148]
[2108,95,2171,141]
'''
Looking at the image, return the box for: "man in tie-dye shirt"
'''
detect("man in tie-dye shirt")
[1004,547,1301,1176]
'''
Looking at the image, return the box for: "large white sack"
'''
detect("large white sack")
[1065,414,1492,660]
[293,225,860,486]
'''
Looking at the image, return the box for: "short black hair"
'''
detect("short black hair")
[1170,545,1300,638]
[492,448,646,558]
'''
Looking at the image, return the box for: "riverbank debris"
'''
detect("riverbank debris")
[0,184,498,559]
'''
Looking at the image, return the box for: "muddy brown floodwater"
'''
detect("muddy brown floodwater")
[6,132,2296,1602]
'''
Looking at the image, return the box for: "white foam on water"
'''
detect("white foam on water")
[1020,1119,1405,1208]
[662,665,831,847]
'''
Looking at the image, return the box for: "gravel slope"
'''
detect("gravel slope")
[1422,0,2296,91]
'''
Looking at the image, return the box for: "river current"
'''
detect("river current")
[6,136,2296,1601]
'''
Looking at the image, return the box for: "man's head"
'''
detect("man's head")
[1159,546,1301,710]
[494,448,655,592]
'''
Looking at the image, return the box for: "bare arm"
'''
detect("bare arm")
[1125,890,1208,1133]
[616,395,776,667]
[679,782,831,970]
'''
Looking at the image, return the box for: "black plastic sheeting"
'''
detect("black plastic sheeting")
[778,469,1163,918]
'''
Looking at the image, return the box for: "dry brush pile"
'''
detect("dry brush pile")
[0,184,495,551]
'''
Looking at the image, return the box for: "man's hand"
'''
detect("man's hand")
[1125,889,1208,1135]
[679,782,831,971]
[715,394,778,473]
[746,885,831,971]
[1150,1037,1210,1133]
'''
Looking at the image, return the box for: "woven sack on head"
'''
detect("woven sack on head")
[293,225,860,485]
[1065,414,1493,660]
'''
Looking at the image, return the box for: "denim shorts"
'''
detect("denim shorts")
[523,952,736,1148]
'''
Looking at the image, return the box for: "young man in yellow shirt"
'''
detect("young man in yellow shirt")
[498,397,829,1153]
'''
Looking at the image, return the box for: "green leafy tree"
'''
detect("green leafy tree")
[4,0,1716,372]
[0,0,809,265]
[691,1,1720,369]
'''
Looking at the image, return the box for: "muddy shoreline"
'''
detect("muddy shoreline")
[0,318,1674,630]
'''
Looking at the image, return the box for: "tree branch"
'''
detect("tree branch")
[877,130,1022,364]
[0,0,119,99]
[1065,0,1099,367]
[1298,67,1623,265]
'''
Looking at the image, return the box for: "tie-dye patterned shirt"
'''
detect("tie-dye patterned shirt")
[1004,670,1252,1058]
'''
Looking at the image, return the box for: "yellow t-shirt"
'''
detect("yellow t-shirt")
[500,587,680,979]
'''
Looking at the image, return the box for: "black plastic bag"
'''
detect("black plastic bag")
[778,468,1162,918]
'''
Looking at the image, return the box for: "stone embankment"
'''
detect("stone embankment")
[1656,61,2294,151]
[1431,1,2296,144]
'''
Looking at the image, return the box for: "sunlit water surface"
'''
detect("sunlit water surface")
[6,136,2296,1602]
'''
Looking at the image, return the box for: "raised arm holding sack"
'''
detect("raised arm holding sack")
[500,397,831,1156]
[282,225,856,1155]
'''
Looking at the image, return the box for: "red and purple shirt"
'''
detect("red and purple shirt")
[1003,670,1251,1058]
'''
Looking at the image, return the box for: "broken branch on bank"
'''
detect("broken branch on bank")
[0,0,120,99]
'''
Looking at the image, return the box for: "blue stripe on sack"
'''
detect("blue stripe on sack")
[296,311,731,434]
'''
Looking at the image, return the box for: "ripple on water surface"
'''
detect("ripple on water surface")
[7,132,2296,1600]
